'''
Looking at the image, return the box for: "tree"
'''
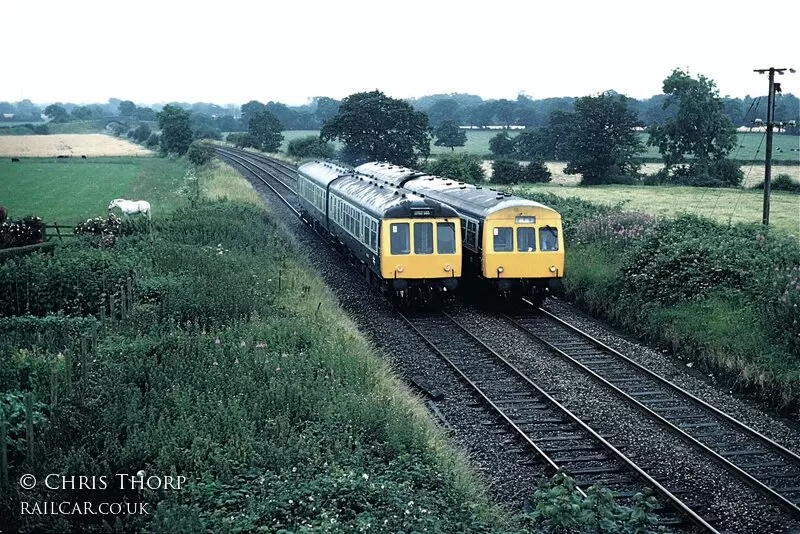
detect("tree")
[43,104,69,123]
[248,110,284,152]
[491,159,523,184]
[433,121,467,151]
[312,96,340,126]
[71,106,93,120]
[118,100,137,117]
[424,153,486,184]
[513,129,550,161]
[426,98,463,127]
[157,104,193,156]
[648,69,737,176]
[240,100,266,128]
[489,132,516,157]
[562,91,644,185]
[321,90,430,167]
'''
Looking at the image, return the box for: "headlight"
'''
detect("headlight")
[396,265,404,273]
[444,264,451,272]
[549,266,557,273]
[497,266,504,273]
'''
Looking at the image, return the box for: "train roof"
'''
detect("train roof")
[355,162,559,220]
[298,161,459,220]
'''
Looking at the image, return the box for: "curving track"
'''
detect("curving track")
[215,147,800,532]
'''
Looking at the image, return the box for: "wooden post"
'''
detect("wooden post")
[0,417,9,493]
[50,368,59,411]
[24,393,34,466]
[64,350,72,394]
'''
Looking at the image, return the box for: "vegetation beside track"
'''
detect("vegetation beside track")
[523,192,800,412]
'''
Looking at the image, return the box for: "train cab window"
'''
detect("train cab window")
[540,227,559,251]
[517,227,536,252]
[437,222,456,254]
[414,222,434,254]
[493,227,513,252]
[390,223,410,254]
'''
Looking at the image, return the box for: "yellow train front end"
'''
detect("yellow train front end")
[481,205,564,302]
[379,217,461,298]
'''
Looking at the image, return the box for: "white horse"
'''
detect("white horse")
[108,198,151,219]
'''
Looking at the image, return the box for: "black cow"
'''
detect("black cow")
[11,158,20,162]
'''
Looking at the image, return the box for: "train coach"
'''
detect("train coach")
[296,161,462,304]
[355,161,564,305]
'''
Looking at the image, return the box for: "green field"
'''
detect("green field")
[282,129,800,162]
[520,182,800,236]
[0,157,190,225]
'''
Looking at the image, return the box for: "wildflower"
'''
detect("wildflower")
[215,338,221,345]
[362,473,369,481]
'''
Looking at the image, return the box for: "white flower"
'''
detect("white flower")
[362,473,369,481]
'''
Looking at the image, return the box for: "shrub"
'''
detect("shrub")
[424,153,486,184]
[287,136,334,159]
[752,173,800,193]
[522,473,659,533]
[186,141,215,167]
[0,216,44,249]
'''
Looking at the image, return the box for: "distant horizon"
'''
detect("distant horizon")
[3,89,798,110]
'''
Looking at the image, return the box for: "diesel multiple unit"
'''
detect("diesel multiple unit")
[297,161,462,303]
[355,161,564,304]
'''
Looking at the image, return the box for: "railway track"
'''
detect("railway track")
[214,147,300,211]
[214,147,798,531]
[399,309,718,533]
[505,302,800,521]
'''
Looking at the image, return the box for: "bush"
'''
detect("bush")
[287,136,334,159]
[752,173,800,193]
[146,133,160,148]
[424,153,486,184]
[667,160,743,187]
[0,216,44,249]
[226,132,257,149]
[186,141,215,167]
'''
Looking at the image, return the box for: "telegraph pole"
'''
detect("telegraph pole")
[753,67,793,225]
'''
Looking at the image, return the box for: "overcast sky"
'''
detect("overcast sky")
[6,0,799,107]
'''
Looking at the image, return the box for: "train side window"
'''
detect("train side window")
[414,222,434,254]
[517,227,536,252]
[493,227,513,252]
[540,227,559,251]
[390,223,410,254]
[460,220,467,243]
[437,222,456,254]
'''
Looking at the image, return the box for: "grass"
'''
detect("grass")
[518,182,800,236]
[1,199,509,532]
[0,157,190,225]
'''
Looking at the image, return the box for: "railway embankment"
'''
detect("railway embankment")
[523,192,800,415]
[0,198,505,531]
